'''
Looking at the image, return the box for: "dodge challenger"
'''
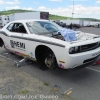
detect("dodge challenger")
[0,19,100,70]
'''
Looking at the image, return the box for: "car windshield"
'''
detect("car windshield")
[26,21,62,34]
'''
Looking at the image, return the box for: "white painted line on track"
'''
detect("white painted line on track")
[86,67,100,73]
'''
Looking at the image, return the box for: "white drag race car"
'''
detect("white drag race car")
[0,19,100,70]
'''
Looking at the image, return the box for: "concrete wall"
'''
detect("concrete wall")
[9,14,15,22]
[60,19,80,25]
[9,12,49,21]
[90,21,99,26]
[14,12,40,20]
[59,19,100,27]
[83,21,90,26]
[0,11,49,27]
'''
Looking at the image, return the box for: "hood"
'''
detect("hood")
[75,31,100,41]
[37,30,100,43]
[53,29,100,43]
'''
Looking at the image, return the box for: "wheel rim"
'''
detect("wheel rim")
[44,53,55,69]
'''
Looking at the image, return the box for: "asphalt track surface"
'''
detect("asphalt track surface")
[0,27,100,100]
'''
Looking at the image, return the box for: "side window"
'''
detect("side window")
[7,23,14,31]
[11,23,27,33]
[17,23,27,33]
[11,23,19,32]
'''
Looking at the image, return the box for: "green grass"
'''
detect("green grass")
[0,9,33,16]
[43,82,49,86]
[18,89,29,94]
[0,9,100,21]
[49,14,68,20]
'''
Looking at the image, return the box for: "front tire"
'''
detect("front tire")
[43,50,57,70]
[36,46,58,70]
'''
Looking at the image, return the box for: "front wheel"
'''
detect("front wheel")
[43,51,57,70]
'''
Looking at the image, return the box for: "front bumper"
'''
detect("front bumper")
[58,47,100,69]
[71,55,100,70]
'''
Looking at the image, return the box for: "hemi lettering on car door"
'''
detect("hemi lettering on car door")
[10,40,26,50]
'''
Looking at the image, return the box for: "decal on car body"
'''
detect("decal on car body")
[10,40,26,51]
[0,31,65,48]
[10,35,65,48]
[59,63,64,69]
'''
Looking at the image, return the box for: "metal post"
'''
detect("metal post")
[72,0,74,18]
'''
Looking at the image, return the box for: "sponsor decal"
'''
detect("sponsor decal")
[10,40,25,51]
[15,51,28,57]
[59,63,64,69]
[30,52,34,58]
[15,51,35,61]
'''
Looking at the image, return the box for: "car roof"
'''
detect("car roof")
[3,19,51,29]
[10,19,49,23]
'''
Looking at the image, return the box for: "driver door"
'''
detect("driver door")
[6,22,28,55]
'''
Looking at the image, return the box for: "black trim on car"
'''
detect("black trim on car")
[83,55,99,63]
[80,42,100,52]
[71,55,100,70]
[0,31,9,36]
[10,35,65,48]
[0,31,65,47]
[11,35,27,40]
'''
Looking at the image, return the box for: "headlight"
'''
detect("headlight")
[69,46,80,54]
[69,47,75,54]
